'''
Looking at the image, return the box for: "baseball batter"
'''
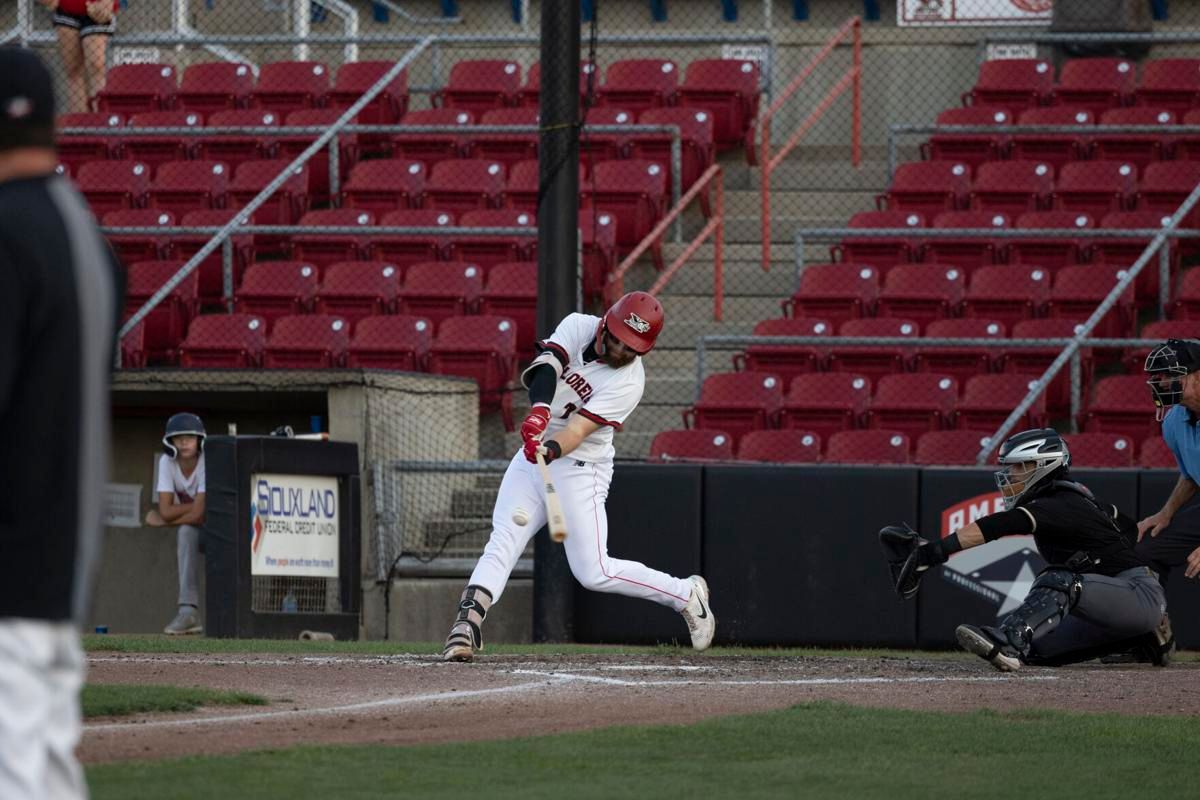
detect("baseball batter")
[442,291,715,661]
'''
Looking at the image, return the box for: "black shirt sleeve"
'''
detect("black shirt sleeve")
[974,507,1036,540]
[525,362,557,406]
[0,236,27,416]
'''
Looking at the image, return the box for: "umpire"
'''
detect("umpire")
[0,48,123,798]
[1139,339,1200,580]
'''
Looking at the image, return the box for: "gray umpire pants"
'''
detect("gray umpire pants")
[178,524,202,608]
[1029,566,1165,662]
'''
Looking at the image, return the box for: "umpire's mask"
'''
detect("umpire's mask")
[1145,339,1200,421]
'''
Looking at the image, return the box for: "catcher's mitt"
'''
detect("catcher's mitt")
[879,522,933,601]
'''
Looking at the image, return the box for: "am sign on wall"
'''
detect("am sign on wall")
[899,0,1052,26]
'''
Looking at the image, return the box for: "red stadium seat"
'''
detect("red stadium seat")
[263,314,349,368]
[1052,58,1136,113]
[1010,107,1093,170]
[119,320,145,369]
[965,58,1053,114]
[234,261,319,326]
[76,160,150,216]
[504,159,584,211]
[446,209,536,270]
[314,261,401,323]
[177,62,254,119]
[429,315,519,429]
[736,429,821,464]
[961,264,1051,326]
[781,372,871,441]
[124,260,198,364]
[580,160,668,255]
[125,111,202,173]
[1092,211,1175,306]
[390,108,474,167]
[174,208,253,305]
[875,264,966,331]
[473,108,540,169]
[579,107,636,163]
[196,109,281,170]
[327,61,409,129]
[1136,161,1200,231]
[1082,375,1159,442]
[733,317,833,385]
[435,60,521,113]
[96,63,178,114]
[1174,109,1200,161]
[278,108,354,201]
[341,159,426,214]
[1140,436,1177,469]
[1048,264,1136,338]
[831,211,925,269]
[955,374,1048,432]
[1005,318,1093,417]
[1053,160,1137,216]
[524,211,619,302]
[480,261,537,357]
[969,160,1054,215]
[647,429,735,463]
[1007,210,1094,269]
[56,112,124,173]
[147,160,229,217]
[101,208,175,264]
[290,209,375,270]
[597,59,679,114]
[867,373,958,445]
[1172,268,1200,320]
[250,60,330,115]
[922,106,1012,168]
[1093,107,1176,168]
[783,263,879,329]
[828,317,920,385]
[1136,59,1200,112]
[1065,432,1136,468]
[421,159,507,214]
[178,313,266,368]
[677,58,761,152]
[346,315,433,372]
[517,61,597,109]
[629,107,716,199]
[683,372,784,448]
[825,430,911,465]
[914,318,1007,382]
[397,261,484,329]
[371,209,455,269]
[914,429,997,466]
[924,211,1010,269]
[880,160,970,216]
[228,159,308,228]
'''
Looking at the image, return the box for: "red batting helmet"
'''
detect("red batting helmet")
[601,291,664,355]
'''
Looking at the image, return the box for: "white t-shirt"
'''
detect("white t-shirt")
[156,453,206,504]
[520,313,645,462]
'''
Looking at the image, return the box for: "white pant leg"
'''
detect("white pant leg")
[556,459,693,612]
[177,524,202,607]
[0,620,87,800]
[468,451,547,603]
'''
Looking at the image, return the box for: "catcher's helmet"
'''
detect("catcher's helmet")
[162,412,206,458]
[1144,339,1200,421]
[994,428,1070,511]
[598,291,664,356]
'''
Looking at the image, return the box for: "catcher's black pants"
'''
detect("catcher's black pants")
[1027,567,1165,663]
[1135,494,1200,582]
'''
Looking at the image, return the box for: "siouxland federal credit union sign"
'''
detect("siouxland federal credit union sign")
[249,473,340,578]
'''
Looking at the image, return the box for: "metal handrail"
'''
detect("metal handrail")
[757,15,861,271]
[605,164,725,322]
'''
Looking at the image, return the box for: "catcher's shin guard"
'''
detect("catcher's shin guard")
[442,584,493,663]
[996,568,1082,656]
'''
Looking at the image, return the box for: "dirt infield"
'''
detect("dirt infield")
[81,652,1200,763]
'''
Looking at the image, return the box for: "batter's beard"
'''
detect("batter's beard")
[600,350,635,368]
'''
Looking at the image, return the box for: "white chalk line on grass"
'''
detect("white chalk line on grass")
[88,655,438,668]
[510,670,1061,687]
[84,680,554,733]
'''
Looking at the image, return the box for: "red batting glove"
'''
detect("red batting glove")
[524,438,561,465]
[520,405,551,446]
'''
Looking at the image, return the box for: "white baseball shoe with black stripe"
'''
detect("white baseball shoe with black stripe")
[681,575,715,651]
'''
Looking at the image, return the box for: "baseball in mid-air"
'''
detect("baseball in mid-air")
[512,508,530,526]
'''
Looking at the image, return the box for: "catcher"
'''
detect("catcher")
[879,428,1171,671]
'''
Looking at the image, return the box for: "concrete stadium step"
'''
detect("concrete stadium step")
[624,404,694,434]
[423,517,494,543]
[649,261,796,298]
[657,319,757,349]
[641,374,703,406]
[724,189,877,220]
[450,488,500,519]
[650,295,781,323]
[474,474,503,492]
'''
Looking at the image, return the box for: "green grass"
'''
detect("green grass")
[83,684,267,718]
[86,701,1200,799]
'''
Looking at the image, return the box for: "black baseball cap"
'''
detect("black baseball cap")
[0,47,56,149]
[1166,339,1200,373]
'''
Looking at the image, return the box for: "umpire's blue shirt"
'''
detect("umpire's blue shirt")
[1162,405,1200,480]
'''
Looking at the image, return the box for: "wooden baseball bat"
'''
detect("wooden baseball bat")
[535,449,568,543]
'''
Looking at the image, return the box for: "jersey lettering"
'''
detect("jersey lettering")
[561,365,594,404]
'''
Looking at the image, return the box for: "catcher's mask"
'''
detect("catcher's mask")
[993,428,1070,511]
[1145,339,1200,421]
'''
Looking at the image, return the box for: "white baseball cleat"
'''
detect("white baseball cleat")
[682,575,715,651]
[956,624,1021,672]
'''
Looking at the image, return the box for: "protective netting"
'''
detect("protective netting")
[25,2,1200,574]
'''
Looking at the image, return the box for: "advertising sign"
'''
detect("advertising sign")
[899,0,1053,26]
[249,473,340,577]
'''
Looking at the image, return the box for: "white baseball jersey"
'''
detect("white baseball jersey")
[520,313,645,463]
[156,453,206,504]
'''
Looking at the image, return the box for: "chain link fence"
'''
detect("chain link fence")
[24,1,1200,562]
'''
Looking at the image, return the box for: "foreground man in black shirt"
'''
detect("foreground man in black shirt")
[880,428,1170,672]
